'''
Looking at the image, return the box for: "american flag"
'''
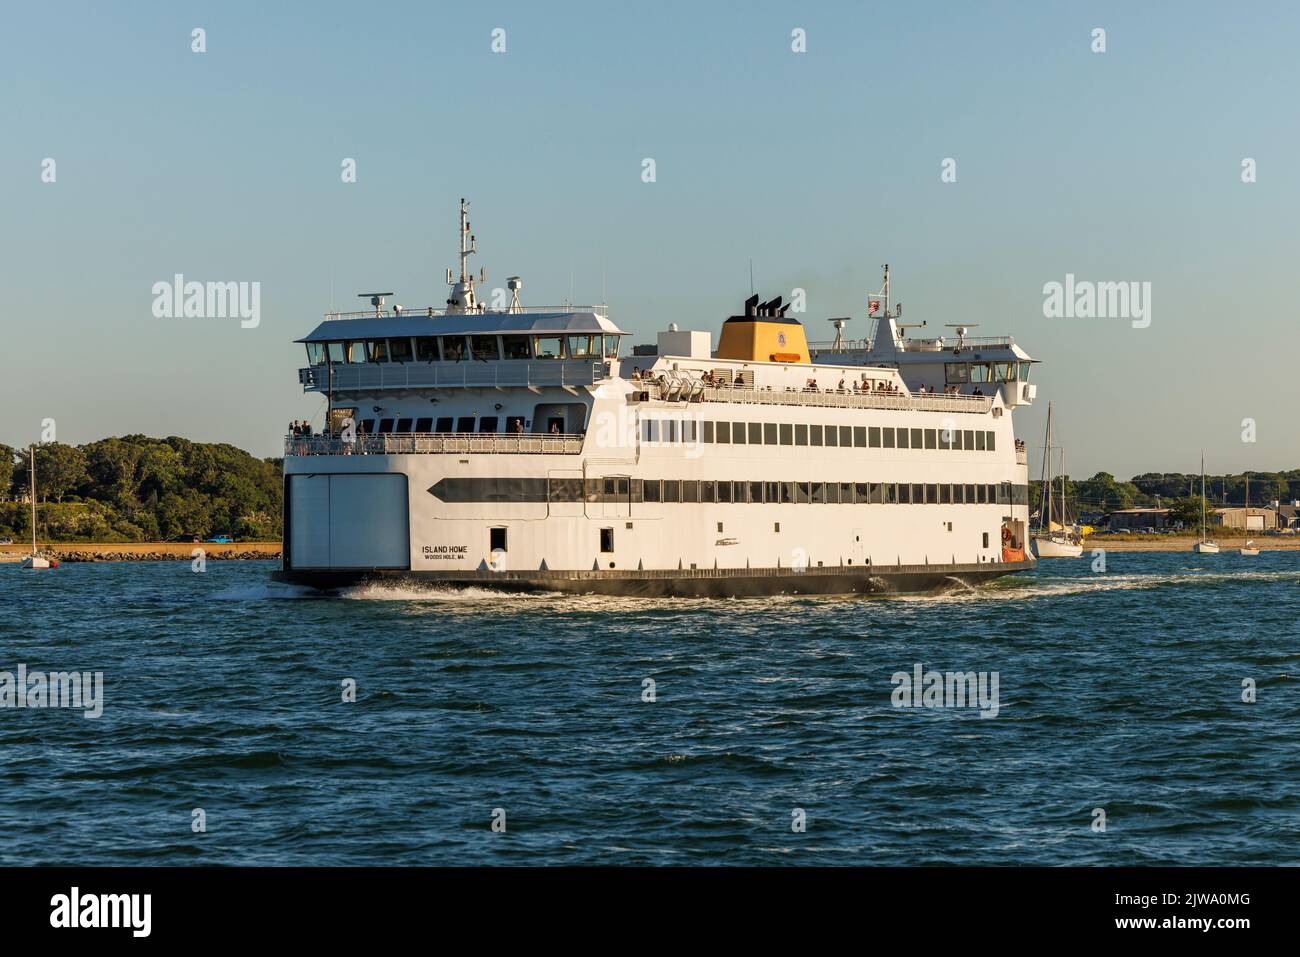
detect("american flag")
[868,298,882,314]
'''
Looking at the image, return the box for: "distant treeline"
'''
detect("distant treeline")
[0,436,281,542]
[1032,470,1300,520]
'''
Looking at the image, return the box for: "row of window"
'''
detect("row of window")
[945,360,1032,385]
[306,333,620,366]
[355,416,525,435]
[643,419,998,452]
[598,477,1028,506]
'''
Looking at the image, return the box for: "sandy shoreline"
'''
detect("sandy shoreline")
[1077,535,1300,552]
[0,542,282,562]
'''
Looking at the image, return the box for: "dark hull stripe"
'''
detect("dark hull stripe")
[271,560,1034,598]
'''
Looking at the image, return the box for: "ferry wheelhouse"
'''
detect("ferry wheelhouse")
[273,200,1037,596]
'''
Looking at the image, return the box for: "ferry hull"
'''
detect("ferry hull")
[271,560,1034,598]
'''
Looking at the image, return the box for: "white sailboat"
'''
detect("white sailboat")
[1239,472,1260,555]
[18,445,57,570]
[1032,403,1084,558]
[1192,452,1219,554]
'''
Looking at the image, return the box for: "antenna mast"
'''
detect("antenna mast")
[446,197,478,313]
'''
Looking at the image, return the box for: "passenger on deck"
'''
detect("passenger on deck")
[734,372,744,387]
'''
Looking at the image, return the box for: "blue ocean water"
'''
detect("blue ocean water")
[1,553,1297,866]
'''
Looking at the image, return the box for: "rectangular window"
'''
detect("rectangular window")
[377,417,395,433]
[810,424,823,447]
[765,482,779,503]
[924,429,937,449]
[647,420,661,442]
[855,482,870,503]
[882,427,895,449]
[414,417,433,433]
[945,362,970,384]
[682,480,699,503]
[732,422,746,445]
[779,424,793,446]
[811,482,826,504]
[952,429,963,450]
[795,424,808,446]
[854,426,867,448]
[910,428,922,449]
[940,484,952,504]
[490,527,507,552]
[975,430,986,451]
[963,430,974,450]
[912,484,925,504]
[869,426,883,448]
[717,482,733,503]
[643,480,661,502]
[884,483,898,504]
[701,481,716,503]
[717,421,731,444]
[749,482,764,504]
[781,482,795,504]
[986,430,996,452]
[414,337,438,362]
[795,482,811,504]
[682,420,697,444]
[440,336,467,362]
[395,417,414,433]
[896,428,909,449]
[369,340,390,362]
[986,484,996,503]
[456,417,476,433]
[976,484,987,503]
[389,338,413,362]
[666,420,678,444]
[764,423,778,445]
[733,481,747,503]
[532,335,565,359]
[869,483,883,504]
[825,425,838,448]
[938,428,952,450]
[839,426,852,447]
[982,532,990,549]
[965,484,976,503]
[825,483,840,504]
[478,417,499,433]
[926,484,938,503]
[501,335,531,360]
[839,482,853,503]
[435,416,453,433]
[703,421,715,444]
[663,480,680,503]
[601,528,615,553]
[748,423,762,444]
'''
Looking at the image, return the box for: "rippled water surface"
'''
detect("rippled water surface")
[2,554,1298,865]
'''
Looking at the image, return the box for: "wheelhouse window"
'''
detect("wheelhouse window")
[603,335,621,358]
[1018,362,1032,381]
[414,417,432,432]
[456,417,476,433]
[369,340,390,362]
[306,342,326,365]
[345,341,367,363]
[441,336,467,362]
[470,335,499,361]
[502,335,531,360]
[388,337,413,362]
[395,418,413,433]
[533,336,565,359]
[970,362,992,383]
[568,335,599,358]
[945,362,969,384]
[479,417,499,433]
[436,416,453,432]
[415,337,438,362]
[327,341,346,363]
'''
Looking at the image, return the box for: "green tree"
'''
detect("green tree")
[0,445,14,501]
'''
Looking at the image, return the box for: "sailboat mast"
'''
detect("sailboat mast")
[1200,452,1206,539]
[29,445,37,554]
[1039,403,1053,530]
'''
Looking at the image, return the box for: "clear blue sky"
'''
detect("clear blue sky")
[3,1,1297,479]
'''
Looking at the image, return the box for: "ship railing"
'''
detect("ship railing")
[321,304,609,321]
[299,359,608,392]
[285,432,585,456]
[645,380,993,414]
[807,335,1016,353]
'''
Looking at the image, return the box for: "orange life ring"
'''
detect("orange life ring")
[1001,527,1012,543]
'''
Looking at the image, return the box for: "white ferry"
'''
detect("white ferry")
[273,200,1038,596]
